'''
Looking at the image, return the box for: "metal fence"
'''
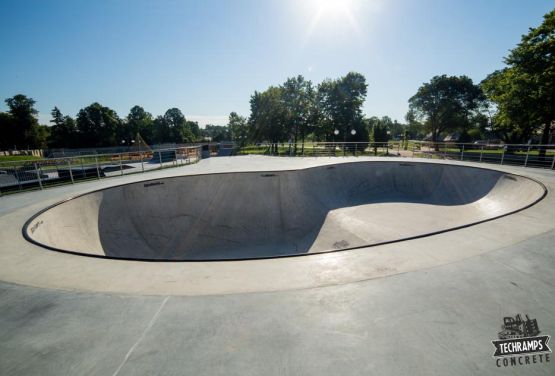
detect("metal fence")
[1,141,553,196]
[236,141,555,169]
[0,146,201,196]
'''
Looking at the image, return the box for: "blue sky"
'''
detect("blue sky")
[0,0,553,126]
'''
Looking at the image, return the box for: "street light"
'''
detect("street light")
[351,129,357,136]
[332,129,339,153]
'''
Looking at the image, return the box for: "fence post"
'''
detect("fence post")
[524,145,531,167]
[67,159,74,184]
[119,153,123,175]
[159,150,163,169]
[479,146,484,162]
[140,151,144,172]
[94,155,101,179]
[355,143,358,156]
[34,162,43,190]
[14,166,22,191]
[460,144,465,161]
[551,153,555,170]
[500,147,505,165]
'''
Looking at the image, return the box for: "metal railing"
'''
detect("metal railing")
[1,141,553,196]
[0,146,201,196]
[237,141,555,169]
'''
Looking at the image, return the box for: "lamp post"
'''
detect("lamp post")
[333,129,339,155]
[351,129,357,155]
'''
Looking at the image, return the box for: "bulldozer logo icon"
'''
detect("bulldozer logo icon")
[492,314,551,368]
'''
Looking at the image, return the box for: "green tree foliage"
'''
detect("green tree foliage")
[317,72,368,142]
[245,72,368,152]
[2,94,45,149]
[367,116,390,154]
[186,120,201,141]
[408,75,486,148]
[248,87,289,153]
[228,112,248,146]
[0,112,15,149]
[389,120,406,140]
[153,108,199,144]
[123,106,154,144]
[481,9,554,151]
[75,102,122,147]
[49,107,77,148]
[34,125,50,149]
[404,109,425,139]
[281,75,316,153]
[201,124,230,142]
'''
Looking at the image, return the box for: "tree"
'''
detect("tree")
[389,120,406,140]
[0,112,15,150]
[75,103,122,147]
[481,10,555,155]
[367,116,390,155]
[4,94,43,149]
[248,87,289,153]
[405,109,425,139]
[153,108,197,144]
[153,116,171,144]
[317,72,368,142]
[34,125,50,149]
[481,69,536,143]
[124,106,154,144]
[49,107,77,148]
[228,112,248,146]
[281,75,315,154]
[201,124,230,142]
[167,108,195,143]
[185,120,201,142]
[408,75,486,149]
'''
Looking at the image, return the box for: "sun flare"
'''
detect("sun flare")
[302,0,360,43]
[314,0,355,16]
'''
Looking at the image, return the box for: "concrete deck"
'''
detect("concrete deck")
[0,156,554,375]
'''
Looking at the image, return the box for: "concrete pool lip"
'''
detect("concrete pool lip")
[21,160,548,262]
[0,156,554,296]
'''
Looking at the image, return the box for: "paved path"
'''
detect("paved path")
[0,156,554,375]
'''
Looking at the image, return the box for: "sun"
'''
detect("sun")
[314,0,355,16]
[301,0,360,44]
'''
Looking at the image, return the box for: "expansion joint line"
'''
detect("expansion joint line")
[112,296,169,376]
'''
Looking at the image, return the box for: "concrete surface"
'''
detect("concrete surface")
[0,156,554,375]
[24,161,545,260]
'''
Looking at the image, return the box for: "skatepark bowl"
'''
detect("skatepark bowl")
[23,161,546,261]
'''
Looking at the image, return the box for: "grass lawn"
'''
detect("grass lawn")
[0,155,42,162]
[438,147,555,156]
